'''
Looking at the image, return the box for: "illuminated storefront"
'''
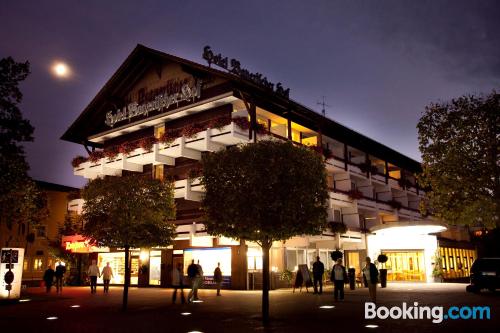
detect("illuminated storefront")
[367,223,447,282]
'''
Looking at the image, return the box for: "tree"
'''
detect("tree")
[201,140,329,324]
[417,91,499,227]
[81,175,176,310]
[0,57,43,235]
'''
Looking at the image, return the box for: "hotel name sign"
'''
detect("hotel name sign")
[104,78,202,128]
[202,46,290,99]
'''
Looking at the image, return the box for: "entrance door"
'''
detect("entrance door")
[383,251,425,282]
[130,256,139,285]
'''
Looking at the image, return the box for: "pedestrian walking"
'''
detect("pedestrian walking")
[214,262,222,296]
[194,260,203,299]
[101,262,113,293]
[187,260,199,302]
[87,260,100,294]
[43,266,55,293]
[54,262,66,293]
[331,258,347,301]
[362,257,379,303]
[312,256,324,294]
[172,263,186,304]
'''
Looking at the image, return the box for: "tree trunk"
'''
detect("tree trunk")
[122,245,130,311]
[262,240,271,325]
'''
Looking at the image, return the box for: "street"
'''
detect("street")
[1,283,498,332]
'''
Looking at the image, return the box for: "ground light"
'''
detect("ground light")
[192,300,203,303]
[319,305,335,309]
[19,299,31,302]
[187,331,203,333]
[181,312,191,316]
[70,305,80,308]
[365,324,379,328]
[46,317,58,320]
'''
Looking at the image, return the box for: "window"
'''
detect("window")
[36,226,46,238]
[333,210,342,223]
[33,258,43,271]
[23,259,29,271]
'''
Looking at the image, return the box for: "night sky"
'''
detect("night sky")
[1,1,499,188]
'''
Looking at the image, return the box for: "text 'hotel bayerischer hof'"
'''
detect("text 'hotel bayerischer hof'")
[61,45,475,289]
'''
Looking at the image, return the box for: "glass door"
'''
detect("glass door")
[383,251,425,282]
[130,256,139,285]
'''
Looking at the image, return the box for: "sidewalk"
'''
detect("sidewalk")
[0,283,498,333]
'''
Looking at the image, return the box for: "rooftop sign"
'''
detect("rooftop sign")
[202,46,290,99]
[104,78,202,128]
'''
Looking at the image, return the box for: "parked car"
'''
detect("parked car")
[466,258,500,293]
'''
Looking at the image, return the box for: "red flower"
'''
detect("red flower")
[71,156,88,168]
[88,150,105,163]
[208,116,231,130]
[118,141,139,156]
[159,130,179,145]
[181,124,202,139]
[103,146,120,160]
[139,136,158,152]
[232,116,250,130]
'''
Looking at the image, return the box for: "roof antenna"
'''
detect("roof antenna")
[317,96,330,117]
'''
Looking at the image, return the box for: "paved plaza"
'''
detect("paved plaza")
[1,283,499,333]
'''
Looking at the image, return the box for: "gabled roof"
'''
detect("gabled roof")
[61,44,422,172]
[35,180,77,193]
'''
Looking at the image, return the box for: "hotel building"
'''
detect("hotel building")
[61,45,475,289]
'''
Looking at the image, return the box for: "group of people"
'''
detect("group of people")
[44,256,379,302]
[43,260,114,294]
[43,262,66,293]
[312,256,379,302]
[172,260,223,304]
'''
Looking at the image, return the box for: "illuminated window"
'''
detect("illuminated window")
[154,124,165,139]
[34,258,43,271]
[154,165,164,181]
[23,259,29,271]
[247,248,263,271]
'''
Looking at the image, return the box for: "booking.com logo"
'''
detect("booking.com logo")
[365,302,491,324]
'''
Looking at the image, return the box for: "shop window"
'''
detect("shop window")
[149,250,162,285]
[183,248,232,276]
[23,259,29,271]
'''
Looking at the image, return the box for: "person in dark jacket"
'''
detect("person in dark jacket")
[54,262,66,293]
[187,260,199,302]
[214,262,223,296]
[331,258,347,301]
[362,257,379,303]
[312,256,325,294]
[43,266,55,293]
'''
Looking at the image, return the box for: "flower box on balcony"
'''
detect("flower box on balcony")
[138,136,158,152]
[159,130,179,146]
[118,141,139,156]
[208,116,231,131]
[181,124,203,139]
[88,150,105,163]
[103,146,120,160]
[72,156,88,168]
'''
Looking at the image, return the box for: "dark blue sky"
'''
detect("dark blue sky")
[1,0,499,188]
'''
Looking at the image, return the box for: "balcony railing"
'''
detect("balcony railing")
[73,121,266,179]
